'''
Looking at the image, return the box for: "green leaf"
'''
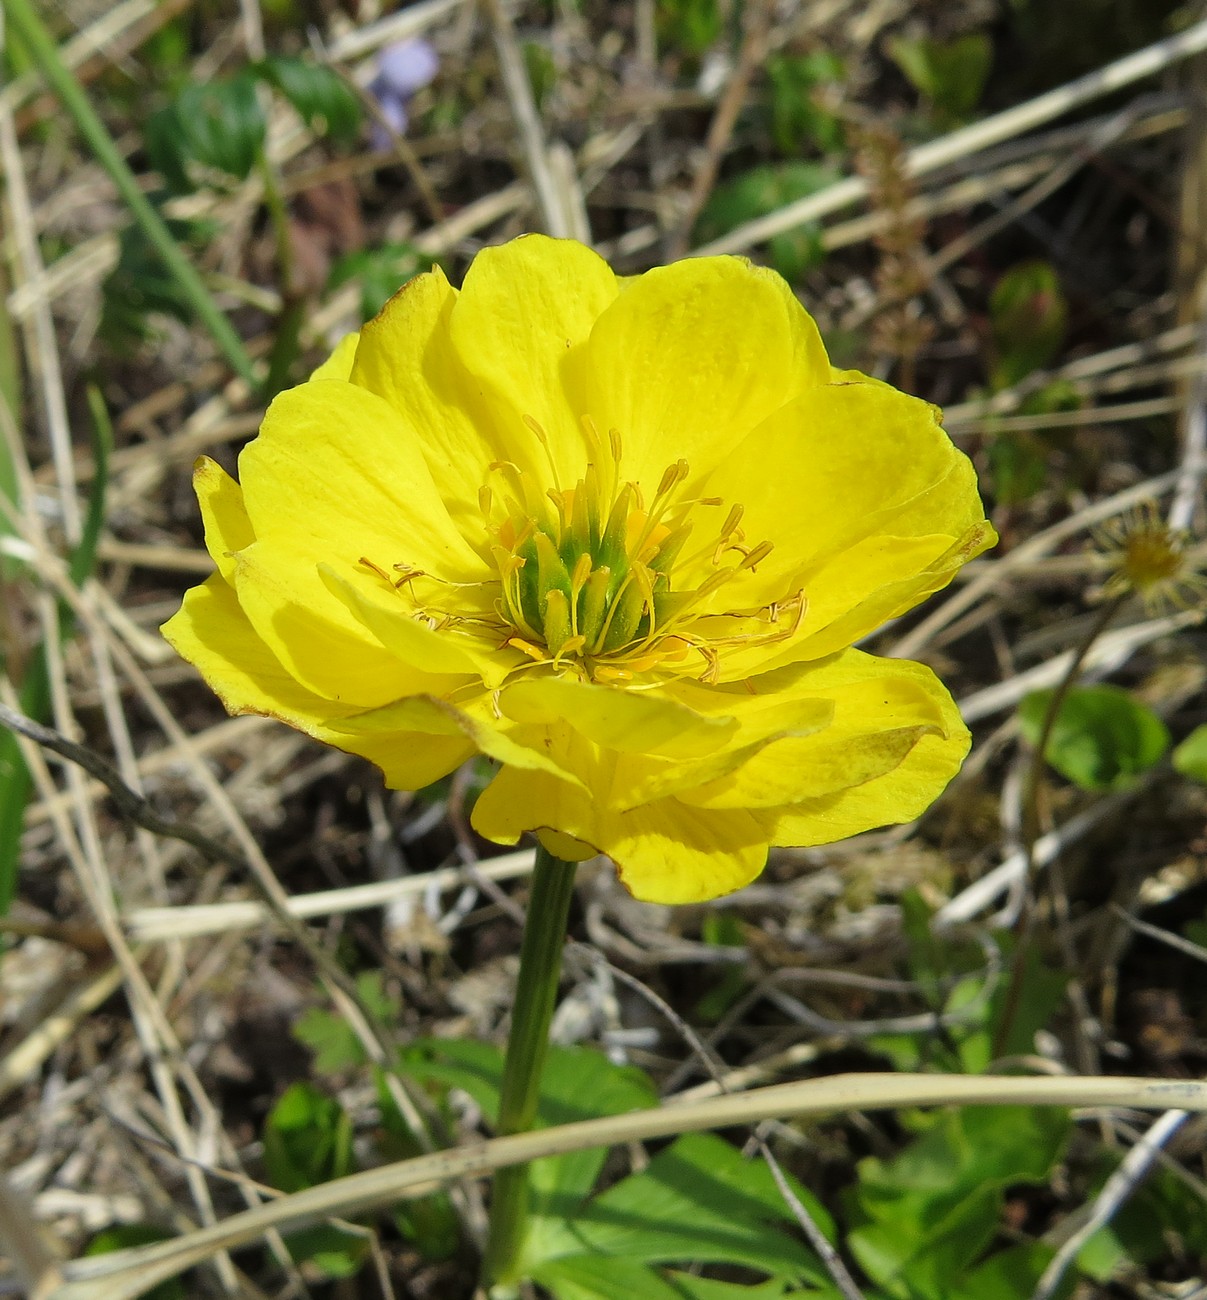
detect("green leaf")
[257,56,361,144]
[100,210,214,348]
[989,261,1068,389]
[294,971,400,1073]
[328,243,430,321]
[262,1083,365,1277]
[146,73,266,191]
[263,1081,355,1193]
[696,163,836,278]
[84,1226,186,1300]
[1173,724,1207,783]
[1019,685,1169,791]
[957,943,1068,1070]
[765,52,845,155]
[886,33,992,126]
[952,1242,1065,1300]
[401,1039,656,1218]
[848,1106,1070,1295]
[656,0,721,56]
[533,1254,688,1300]
[528,1132,833,1286]
[374,1067,462,1260]
[694,911,748,1022]
[661,1277,812,1299]
[523,42,557,114]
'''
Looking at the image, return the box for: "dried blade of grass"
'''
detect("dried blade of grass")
[0,960,125,1103]
[948,395,1182,436]
[1034,1109,1191,1300]
[2,0,258,387]
[944,322,1200,425]
[327,0,468,62]
[0,0,155,112]
[483,0,571,238]
[0,42,79,544]
[665,0,774,260]
[0,1175,65,1299]
[957,609,1203,725]
[887,470,1181,659]
[0,348,109,918]
[694,16,1207,256]
[0,665,241,1296]
[0,543,485,1239]
[42,1073,1207,1300]
[125,848,537,942]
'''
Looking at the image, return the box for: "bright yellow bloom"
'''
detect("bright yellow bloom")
[163,236,995,904]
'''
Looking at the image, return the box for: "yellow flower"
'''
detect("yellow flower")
[163,236,995,904]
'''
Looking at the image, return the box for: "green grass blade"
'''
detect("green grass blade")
[1,0,259,388]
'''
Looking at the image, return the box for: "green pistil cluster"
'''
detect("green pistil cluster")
[487,428,773,676]
[503,477,691,660]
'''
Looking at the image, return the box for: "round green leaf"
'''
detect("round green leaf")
[1019,685,1169,791]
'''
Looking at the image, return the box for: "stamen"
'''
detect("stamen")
[524,413,563,494]
[655,458,690,498]
[740,540,774,570]
[359,556,393,583]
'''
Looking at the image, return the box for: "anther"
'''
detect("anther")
[359,557,392,583]
[740,540,774,570]
[656,458,689,498]
[522,413,549,445]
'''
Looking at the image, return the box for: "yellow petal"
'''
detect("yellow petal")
[681,650,956,810]
[448,235,618,483]
[162,573,358,728]
[241,378,485,585]
[164,578,475,785]
[701,378,988,610]
[609,693,835,809]
[535,828,597,861]
[717,522,994,682]
[768,657,970,845]
[343,693,588,788]
[349,269,500,529]
[164,580,475,787]
[310,331,360,381]
[498,675,738,759]
[232,541,435,707]
[578,256,830,492]
[318,563,510,687]
[470,761,771,903]
[194,456,254,584]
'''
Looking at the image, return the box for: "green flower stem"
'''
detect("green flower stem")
[992,592,1125,1057]
[2,0,258,388]
[482,844,578,1289]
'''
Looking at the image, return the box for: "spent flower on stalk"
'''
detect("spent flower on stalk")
[163,236,995,903]
[1094,500,1204,610]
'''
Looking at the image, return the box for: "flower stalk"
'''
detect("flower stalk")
[482,844,578,1288]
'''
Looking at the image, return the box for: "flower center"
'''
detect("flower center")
[480,416,791,681]
[359,415,804,684]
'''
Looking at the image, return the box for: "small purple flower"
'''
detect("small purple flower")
[369,38,438,150]
[376,39,439,99]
